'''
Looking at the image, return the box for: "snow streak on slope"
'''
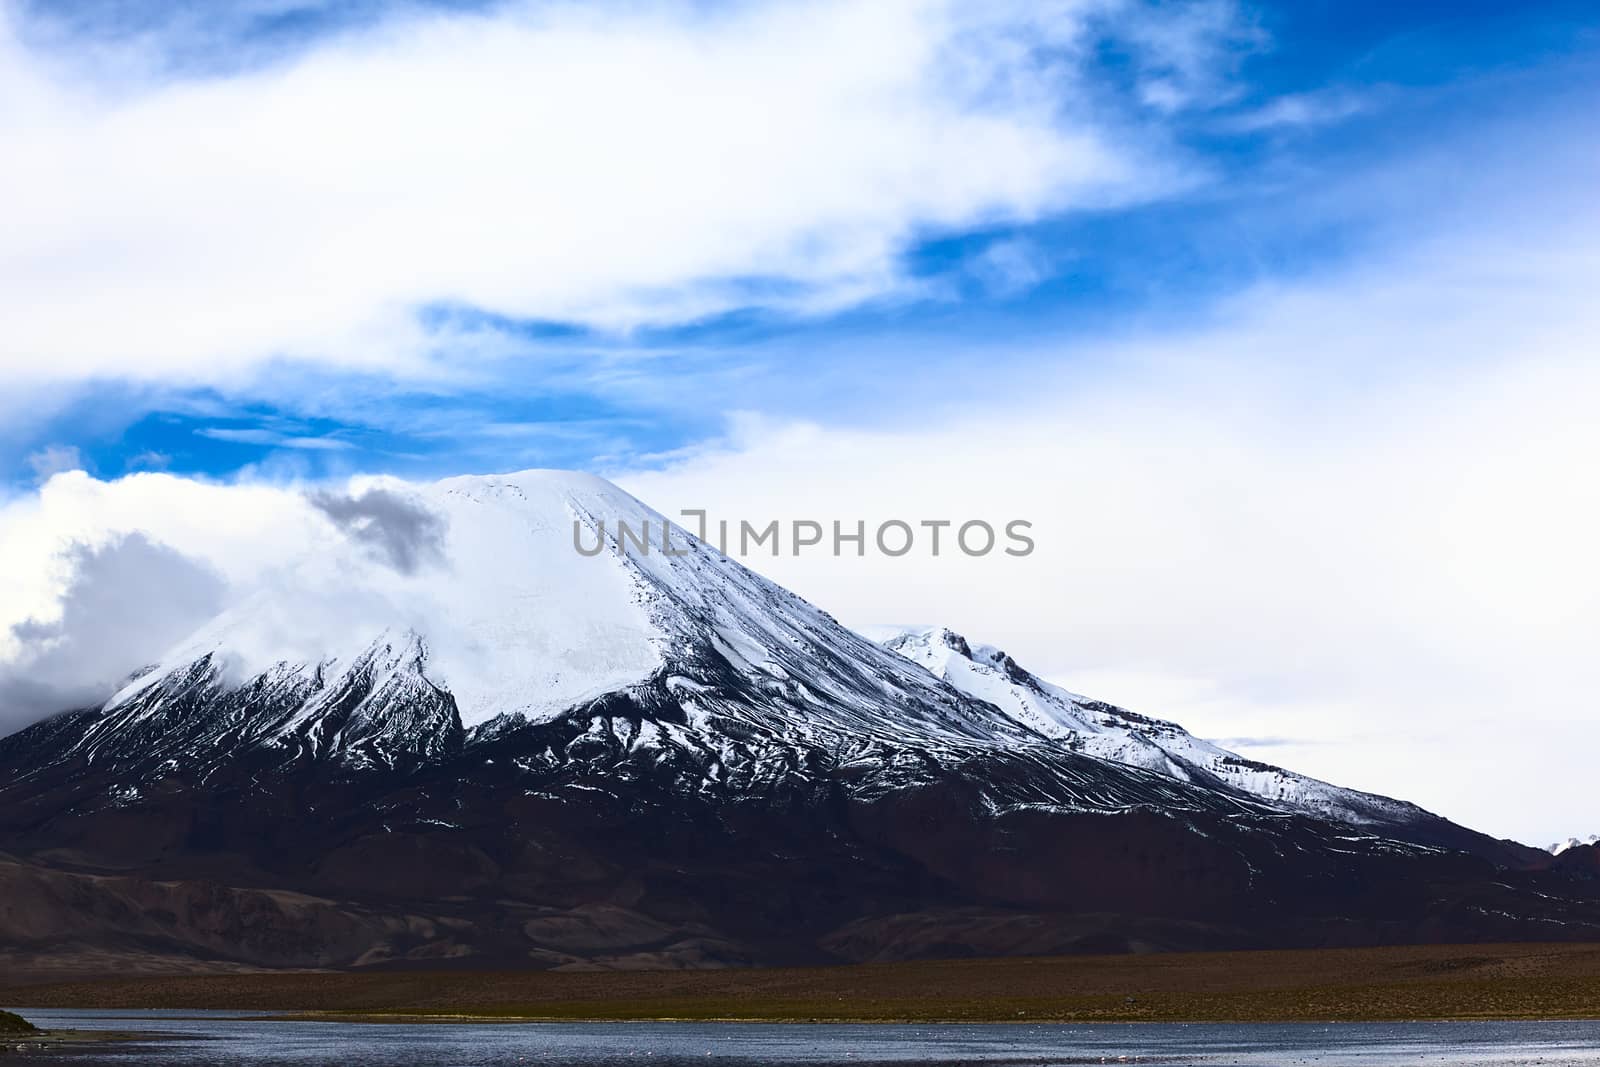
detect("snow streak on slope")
[884,627,1427,827]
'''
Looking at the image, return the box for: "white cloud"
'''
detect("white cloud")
[0,473,320,664]
[614,202,1600,847]
[0,0,1226,386]
[0,532,227,732]
[0,469,454,724]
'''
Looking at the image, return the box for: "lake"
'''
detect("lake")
[7,1010,1600,1066]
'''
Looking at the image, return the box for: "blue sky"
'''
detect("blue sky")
[5,0,1596,487]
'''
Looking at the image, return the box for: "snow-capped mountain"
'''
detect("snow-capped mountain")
[1552,836,1600,855]
[59,471,1101,785]
[24,471,1469,837]
[885,627,1424,829]
[0,470,1586,975]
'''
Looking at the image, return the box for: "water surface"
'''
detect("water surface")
[8,1009,1600,1066]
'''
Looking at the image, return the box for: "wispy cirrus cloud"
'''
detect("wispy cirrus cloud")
[1220,87,1374,132]
[1212,736,1317,749]
[196,427,354,451]
[24,444,86,483]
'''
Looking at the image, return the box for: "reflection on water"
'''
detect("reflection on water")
[6,1010,1600,1066]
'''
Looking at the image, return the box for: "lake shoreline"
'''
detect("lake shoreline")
[12,942,1600,1026]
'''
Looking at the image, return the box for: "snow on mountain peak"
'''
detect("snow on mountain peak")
[96,471,997,742]
[883,625,1426,827]
[106,470,679,729]
[884,626,1108,741]
[1550,835,1600,855]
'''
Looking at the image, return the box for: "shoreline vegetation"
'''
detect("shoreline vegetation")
[8,944,1600,1024]
[0,1012,177,1053]
[0,1010,37,1034]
